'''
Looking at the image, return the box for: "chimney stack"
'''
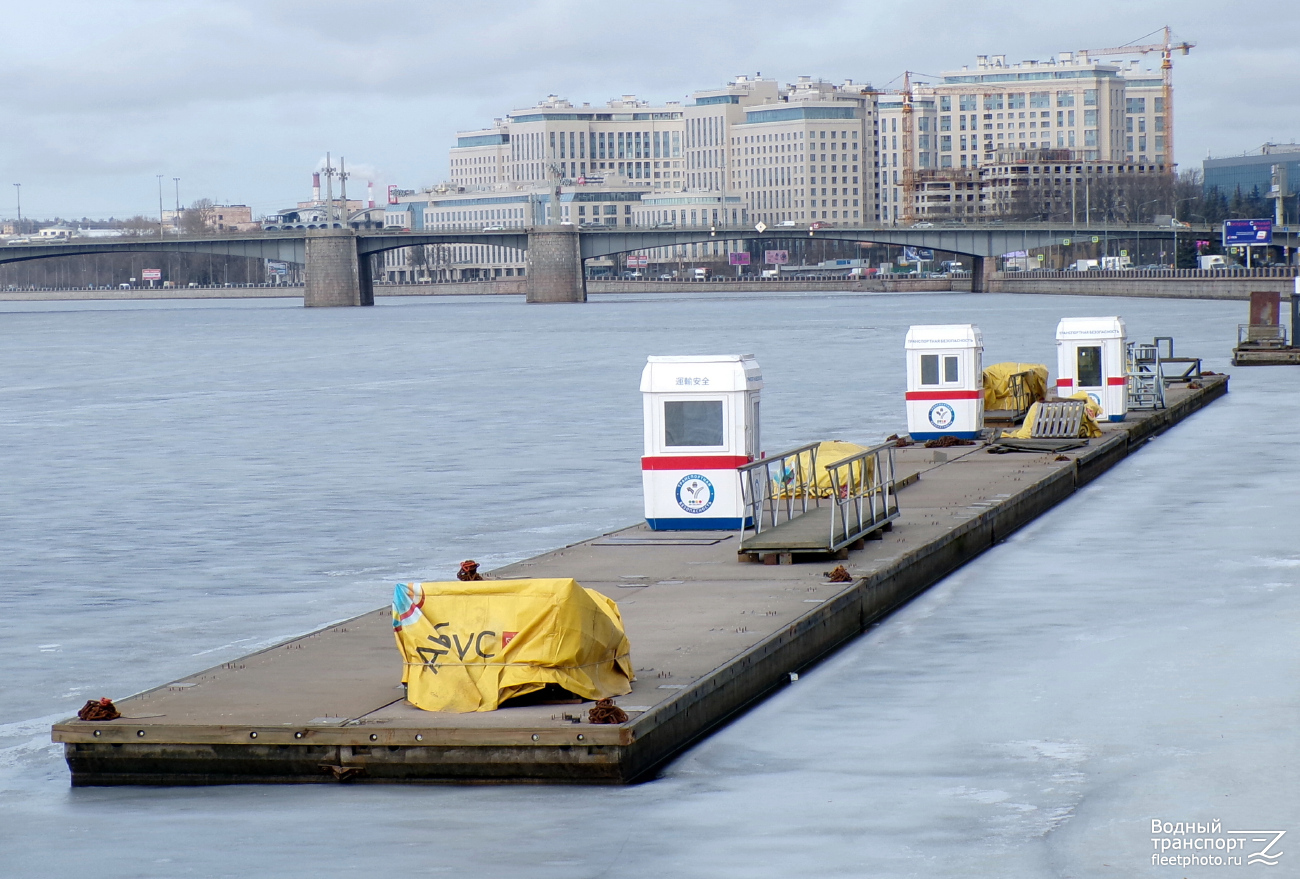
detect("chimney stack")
[367,181,374,209]
[312,172,321,201]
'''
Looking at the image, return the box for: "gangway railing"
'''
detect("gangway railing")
[1126,341,1166,410]
[738,441,900,555]
[738,441,822,536]
[1238,323,1288,347]
[825,444,901,551]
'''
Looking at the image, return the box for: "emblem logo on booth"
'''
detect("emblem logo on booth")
[928,403,956,430]
[675,474,715,514]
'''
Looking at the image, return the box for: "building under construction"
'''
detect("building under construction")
[878,27,1192,224]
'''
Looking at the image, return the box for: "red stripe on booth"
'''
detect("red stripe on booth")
[904,390,983,400]
[641,455,750,470]
[1106,376,1127,385]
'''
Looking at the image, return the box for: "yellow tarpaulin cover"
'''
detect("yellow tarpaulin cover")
[1000,392,1104,439]
[392,578,633,713]
[982,362,1049,411]
[776,440,872,498]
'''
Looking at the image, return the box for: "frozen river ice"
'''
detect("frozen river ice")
[0,291,1295,878]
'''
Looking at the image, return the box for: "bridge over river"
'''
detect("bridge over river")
[2,223,1294,306]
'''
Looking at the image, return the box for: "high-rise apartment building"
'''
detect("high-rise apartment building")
[725,77,878,226]
[435,45,1179,231]
[448,94,687,191]
[684,75,781,194]
[446,77,878,227]
[876,52,1175,223]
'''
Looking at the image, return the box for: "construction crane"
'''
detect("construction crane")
[900,71,915,225]
[1077,26,1194,166]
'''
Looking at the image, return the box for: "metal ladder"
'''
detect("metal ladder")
[1126,341,1166,410]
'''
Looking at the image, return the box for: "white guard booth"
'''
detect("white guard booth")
[905,324,984,440]
[640,355,762,530]
[1055,317,1127,422]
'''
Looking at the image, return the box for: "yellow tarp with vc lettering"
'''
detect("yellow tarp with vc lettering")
[392,578,634,713]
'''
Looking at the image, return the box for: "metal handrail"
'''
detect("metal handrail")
[1126,341,1166,410]
[824,443,900,552]
[1004,370,1034,416]
[738,440,900,552]
[1002,267,1299,279]
[737,441,822,538]
[1238,323,1288,345]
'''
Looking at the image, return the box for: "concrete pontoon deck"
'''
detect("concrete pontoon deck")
[53,376,1228,785]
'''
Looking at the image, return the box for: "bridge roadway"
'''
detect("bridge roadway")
[3,223,1291,306]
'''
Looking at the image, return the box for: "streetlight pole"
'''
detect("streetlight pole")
[323,153,335,225]
[1171,195,1197,270]
[12,183,20,231]
[157,175,165,238]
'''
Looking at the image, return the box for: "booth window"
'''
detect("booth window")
[665,400,724,446]
[920,354,960,385]
[1077,346,1103,387]
[920,354,939,385]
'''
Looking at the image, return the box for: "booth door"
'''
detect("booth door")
[744,394,760,460]
[1076,345,1104,389]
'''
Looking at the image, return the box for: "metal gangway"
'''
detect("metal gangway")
[1126,340,1166,410]
[737,441,900,562]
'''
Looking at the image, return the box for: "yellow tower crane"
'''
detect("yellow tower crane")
[1076,26,1194,166]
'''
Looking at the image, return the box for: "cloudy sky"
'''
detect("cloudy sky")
[3,0,1297,220]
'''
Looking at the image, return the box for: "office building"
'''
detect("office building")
[1203,143,1300,197]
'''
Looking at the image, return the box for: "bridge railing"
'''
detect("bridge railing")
[1000,267,1298,280]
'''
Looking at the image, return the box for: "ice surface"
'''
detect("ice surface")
[0,292,1295,878]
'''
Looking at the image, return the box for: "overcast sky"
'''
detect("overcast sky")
[2,0,1297,220]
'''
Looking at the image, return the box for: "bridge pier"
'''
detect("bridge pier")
[305,229,371,307]
[526,226,586,303]
[970,255,998,294]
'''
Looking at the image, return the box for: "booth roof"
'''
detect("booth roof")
[905,324,983,348]
[1056,316,1126,339]
[641,354,762,393]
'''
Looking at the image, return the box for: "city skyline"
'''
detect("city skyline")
[2,0,1296,219]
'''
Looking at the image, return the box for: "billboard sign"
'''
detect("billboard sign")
[1223,219,1273,246]
[728,252,752,266]
[764,250,789,265]
[626,254,648,267]
[387,184,399,205]
[903,247,934,262]
[267,261,289,275]
[141,268,162,281]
